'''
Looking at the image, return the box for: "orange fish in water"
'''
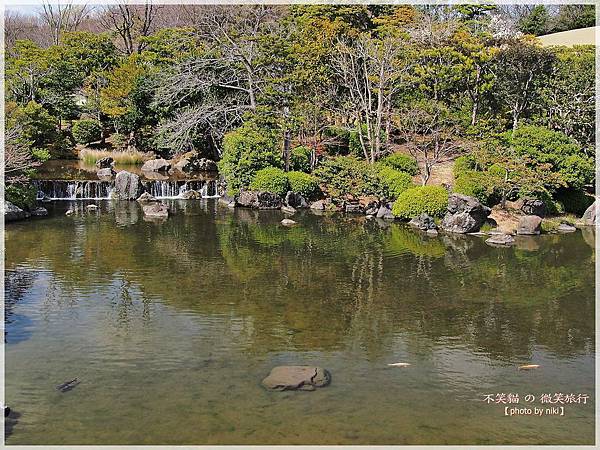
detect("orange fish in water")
[387,363,411,367]
[518,364,540,370]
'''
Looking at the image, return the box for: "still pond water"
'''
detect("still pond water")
[4,200,595,445]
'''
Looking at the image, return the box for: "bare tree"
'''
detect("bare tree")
[99,2,160,55]
[39,2,91,45]
[5,124,39,182]
[332,33,411,163]
[396,100,462,185]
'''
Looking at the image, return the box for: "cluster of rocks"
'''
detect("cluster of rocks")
[4,202,48,222]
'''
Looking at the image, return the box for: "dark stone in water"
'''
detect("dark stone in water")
[56,378,80,393]
[261,366,331,391]
[4,406,10,417]
[96,157,114,169]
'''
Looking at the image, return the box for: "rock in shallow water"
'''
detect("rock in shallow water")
[113,171,144,200]
[517,215,542,235]
[142,203,169,218]
[261,366,331,391]
[441,194,491,234]
[4,201,30,222]
[281,218,297,226]
[557,223,576,233]
[485,234,515,247]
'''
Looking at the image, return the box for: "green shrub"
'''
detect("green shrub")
[392,185,449,219]
[72,119,103,145]
[290,146,312,172]
[219,119,282,194]
[379,153,419,176]
[554,189,594,216]
[287,171,320,199]
[558,154,595,190]
[314,156,379,199]
[6,183,37,211]
[453,154,477,178]
[454,172,495,205]
[377,167,413,199]
[249,167,289,196]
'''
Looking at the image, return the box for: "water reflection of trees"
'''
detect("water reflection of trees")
[5,202,595,360]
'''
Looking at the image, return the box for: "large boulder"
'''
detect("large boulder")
[96,157,114,169]
[284,191,308,209]
[142,202,169,219]
[517,215,542,235]
[236,191,282,209]
[96,167,116,180]
[441,193,491,234]
[261,366,331,391]
[141,158,171,173]
[507,197,546,218]
[4,201,30,222]
[376,204,395,220]
[173,151,218,173]
[581,201,597,226]
[409,213,437,231]
[113,171,145,200]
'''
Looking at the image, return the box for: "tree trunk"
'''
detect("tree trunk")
[283,129,291,172]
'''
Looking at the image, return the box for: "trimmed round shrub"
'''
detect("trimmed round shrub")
[219,120,282,194]
[72,119,102,145]
[314,156,379,199]
[379,153,419,176]
[377,167,413,199]
[453,172,495,206]
[392,185,449,219]
[287,171,320,199]
[249,167,289,196]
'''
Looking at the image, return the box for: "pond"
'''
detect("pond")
[4,200,595,445]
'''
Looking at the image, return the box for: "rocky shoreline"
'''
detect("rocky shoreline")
[6,165,598,248]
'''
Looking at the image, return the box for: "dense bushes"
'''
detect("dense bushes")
[72,119,103,145]
[453,172,495,205]
[379,153,419,176]
[290,146,312,172]
[287,171,320,198]
[218,120,282,194]
[392,186,449,219]
[249,167,289,196]
[377,167,413,199]
[6,183,37,210]
[314,156,380,199]
[554,189,594,216]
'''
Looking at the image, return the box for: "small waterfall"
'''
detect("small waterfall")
[35,180,113,200]
[35,179,219,200]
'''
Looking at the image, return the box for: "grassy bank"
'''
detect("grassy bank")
[79,148,152,166]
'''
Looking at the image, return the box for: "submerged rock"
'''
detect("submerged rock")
[281,205,296,214]
[142,202,169,218]
[141,158,171,173]
[557,223,577,233]
[261,366,331,391]
[218,195,236,208]
[113,171,144,200]
[236,191,282,209]
[4,201,29,222]
[281,218,297,226]
[85,204,99,211]
[485,234,515,247]
[517,215,542,235]
[31,207,48,217]
[56,378,80,393]
[441,194,491,234]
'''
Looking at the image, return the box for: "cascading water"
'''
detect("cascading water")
[35,179,219,200]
